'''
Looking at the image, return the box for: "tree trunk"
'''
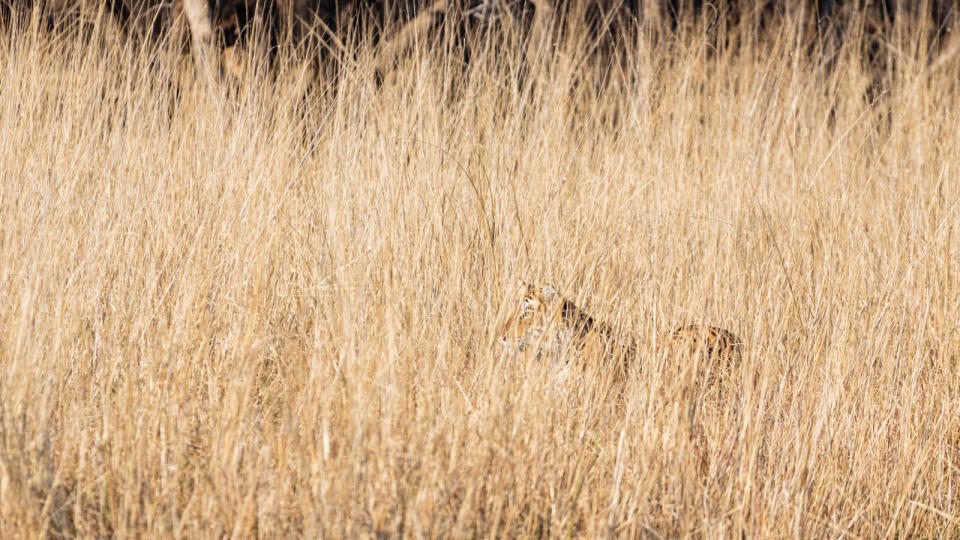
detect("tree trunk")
[181,0,215,78]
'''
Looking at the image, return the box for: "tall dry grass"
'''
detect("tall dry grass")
[0,7,958,537]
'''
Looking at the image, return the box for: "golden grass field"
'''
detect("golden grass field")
[1,8,959,537]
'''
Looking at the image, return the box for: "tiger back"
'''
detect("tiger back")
[668,324,744,394]
[668,324,743,362]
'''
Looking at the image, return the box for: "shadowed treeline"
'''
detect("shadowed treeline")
[10,1,959,81]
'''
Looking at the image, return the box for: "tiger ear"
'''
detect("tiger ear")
[515,278,527,289]
[541,285,558,299]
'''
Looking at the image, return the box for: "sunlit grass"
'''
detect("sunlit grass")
[0,7,958,537]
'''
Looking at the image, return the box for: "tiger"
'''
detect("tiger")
[497,280,743,379]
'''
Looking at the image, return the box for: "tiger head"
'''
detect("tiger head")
[496,280,565,359]
[496,280,631,370]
